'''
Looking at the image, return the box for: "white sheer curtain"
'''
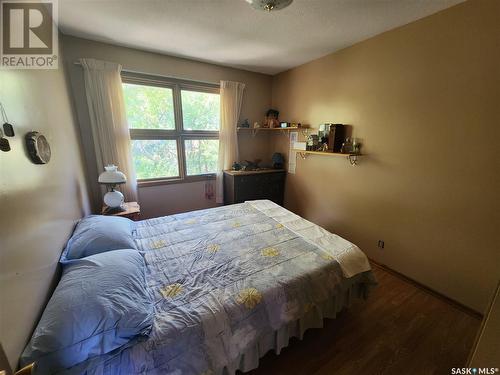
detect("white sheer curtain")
[80,58,138,203]
[216,80,245,204]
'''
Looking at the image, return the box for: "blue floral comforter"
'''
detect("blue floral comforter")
[64,201,375,375]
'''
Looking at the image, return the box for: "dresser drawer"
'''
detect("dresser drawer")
[223,170,286,205]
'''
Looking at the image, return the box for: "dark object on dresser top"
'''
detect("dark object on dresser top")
[272,153,284,169]
[223,169,286,206]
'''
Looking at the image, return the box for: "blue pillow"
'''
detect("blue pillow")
[62,215,137,261]
[20,249,153,373]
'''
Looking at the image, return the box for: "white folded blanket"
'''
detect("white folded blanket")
[247,200,371,278]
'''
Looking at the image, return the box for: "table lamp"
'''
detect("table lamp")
[98,164,127,212]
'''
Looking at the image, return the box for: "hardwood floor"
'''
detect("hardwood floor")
[246,265,481,375]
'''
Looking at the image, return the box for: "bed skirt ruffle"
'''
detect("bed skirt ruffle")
[225,274,373,374]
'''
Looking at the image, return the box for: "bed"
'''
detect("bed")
[22,200,375,375]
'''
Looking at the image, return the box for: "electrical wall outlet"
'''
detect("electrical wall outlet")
[377,240,385,249]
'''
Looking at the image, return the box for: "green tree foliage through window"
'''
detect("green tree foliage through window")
[123,83,175,130]
[122,78,220,181]
[185,139,219,175]
[131,140,179,179]
[182,90,220,131]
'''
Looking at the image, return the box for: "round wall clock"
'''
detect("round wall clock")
[25,131,51,164]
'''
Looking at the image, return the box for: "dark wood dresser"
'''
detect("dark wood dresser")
[223,169,286,205]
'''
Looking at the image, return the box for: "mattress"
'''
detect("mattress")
[62,200,375,375]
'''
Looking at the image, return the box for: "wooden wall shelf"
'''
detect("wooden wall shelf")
[237,127,309,137]
[292,149,362,166]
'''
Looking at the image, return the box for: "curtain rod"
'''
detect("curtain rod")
[72,61,220,87]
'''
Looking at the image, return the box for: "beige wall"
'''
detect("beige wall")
[62,35,273,216]
[138,180,216,219]
[271,0,500,313]
[0,42,90,368]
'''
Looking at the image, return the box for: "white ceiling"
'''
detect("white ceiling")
[59,0,463,75]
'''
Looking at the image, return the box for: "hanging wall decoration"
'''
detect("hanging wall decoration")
[0,102,13,152]
[25,131,51,164]
[0,129,10,152]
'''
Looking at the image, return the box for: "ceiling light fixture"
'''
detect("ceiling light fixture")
[246,0,293,12]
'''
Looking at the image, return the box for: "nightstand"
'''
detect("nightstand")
[102,201,141,221]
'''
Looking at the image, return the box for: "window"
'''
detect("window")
[122,74,220,184]
[181,90,220,131]
[184,139,219,176]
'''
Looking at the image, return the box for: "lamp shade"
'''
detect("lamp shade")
[98,164,127,185]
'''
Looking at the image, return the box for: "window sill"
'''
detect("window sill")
[137,174,216,188]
